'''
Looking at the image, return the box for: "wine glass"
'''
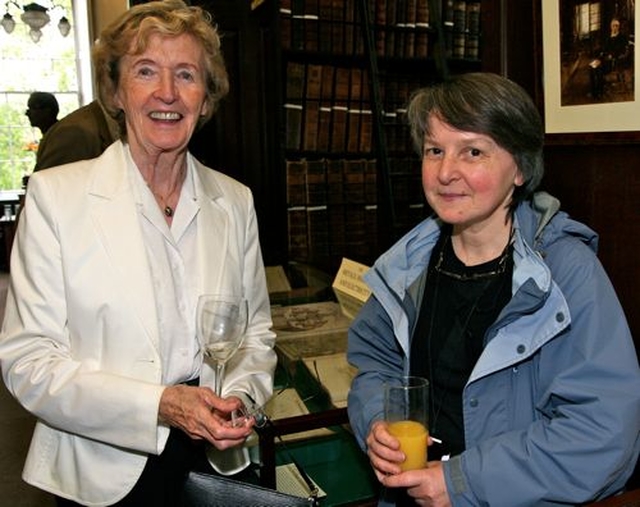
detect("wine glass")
[197,294,248,396]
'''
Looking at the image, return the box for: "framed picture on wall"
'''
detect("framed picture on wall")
[542,0,638,134]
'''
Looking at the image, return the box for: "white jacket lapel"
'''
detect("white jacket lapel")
[87,142,159,349]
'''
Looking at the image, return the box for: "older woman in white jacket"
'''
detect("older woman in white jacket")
[0,2,276,506]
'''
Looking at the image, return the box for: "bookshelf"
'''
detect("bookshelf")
[274,0,486,273]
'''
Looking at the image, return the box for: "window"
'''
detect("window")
[0,0,92,190]
[574,2,601,39]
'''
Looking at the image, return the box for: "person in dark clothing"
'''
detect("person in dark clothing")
[25,92,59,135]
[589,17,630,99]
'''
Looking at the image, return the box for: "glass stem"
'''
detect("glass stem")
[214,361,225,397]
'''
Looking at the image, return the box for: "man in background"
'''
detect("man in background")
[34,99,119,171]
[25,92,59,136]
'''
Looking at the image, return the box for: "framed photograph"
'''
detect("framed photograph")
[542,0,638,134]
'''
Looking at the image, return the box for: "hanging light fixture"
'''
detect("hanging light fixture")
[1,0,71,41]
[57,14,69,36]
[1,12,15,33]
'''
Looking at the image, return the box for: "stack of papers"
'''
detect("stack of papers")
[302,354,358,408]
[276,463,326,499]
[263,388,334,441]
[272,301,352,366]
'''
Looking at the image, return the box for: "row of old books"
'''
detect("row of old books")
[286,158,378,270]
[285,157,427,270]
[280,1,481,61]
[285,62,427,154]
[443,0,482,60]
[369,0,431,58]
[280,0,431,59]
[281,0,365,55]
[285,62,373,153]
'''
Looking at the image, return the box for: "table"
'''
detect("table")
[257,264,378,506]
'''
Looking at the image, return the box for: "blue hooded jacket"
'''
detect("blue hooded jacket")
[347,192,640,506]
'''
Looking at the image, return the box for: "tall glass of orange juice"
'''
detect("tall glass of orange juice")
[384,376,429,471]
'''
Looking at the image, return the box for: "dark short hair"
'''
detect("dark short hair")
[92,0,229,139]
[28,92,59,116]
[406,73,544,207]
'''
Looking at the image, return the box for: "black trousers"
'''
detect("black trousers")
[56,425,209,507]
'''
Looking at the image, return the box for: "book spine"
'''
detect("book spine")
[330,67,350,153]
[404,0,418,58]
[318,0,333,53]
[286,158,309,261]
[347,68,363,153]
[306,205,330,269]
[395,0,407,58]
[344,0,356,56]
[331,0,345,53]
[288,205,309,261]
[465,0,480,60]
[291,0,306,50]
[303,64,323,151]
[280,0,293,50]
[414,0,429,58]
[284,61,306,151]
[442,0,455,57]
[305,159,327,206]
[374,0,387,56]
[452,0,467,59]
[286,160,308,206]
[303,0,320,51]
[384,0,397,57]
[317,64,335,152]
[285,104,304,150]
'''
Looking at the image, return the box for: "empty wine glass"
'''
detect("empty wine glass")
[196,294,248,396]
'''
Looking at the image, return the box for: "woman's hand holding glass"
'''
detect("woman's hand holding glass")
[159,385,253,450]
[366,420,451,506]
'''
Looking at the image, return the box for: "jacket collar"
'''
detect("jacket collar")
[85,141,229,346]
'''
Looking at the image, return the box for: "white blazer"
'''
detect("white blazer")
[0,141,276,506]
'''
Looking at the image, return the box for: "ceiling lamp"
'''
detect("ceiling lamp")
[1,1,71,41]
[57,14,69,36]
[1,12,15,33]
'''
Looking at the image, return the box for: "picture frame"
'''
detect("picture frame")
[541,0,638,135]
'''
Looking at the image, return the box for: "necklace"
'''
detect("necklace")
[417,230,514,448]
[147,167,185,219]
[434,233,512,281]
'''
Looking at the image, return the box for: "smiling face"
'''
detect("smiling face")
[422,114,524,236]
[114,32,209,157]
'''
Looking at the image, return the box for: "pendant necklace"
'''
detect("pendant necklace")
[148,168,185,219]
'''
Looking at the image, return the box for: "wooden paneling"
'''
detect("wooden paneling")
[541,146,640,342]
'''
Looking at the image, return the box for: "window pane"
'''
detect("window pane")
[0,0,80,190]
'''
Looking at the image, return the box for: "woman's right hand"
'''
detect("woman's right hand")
[158,384,253,449]
[366,420,406,481]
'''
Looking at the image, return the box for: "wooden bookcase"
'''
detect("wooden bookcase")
[186,0,499,272]
[273,0,487,273]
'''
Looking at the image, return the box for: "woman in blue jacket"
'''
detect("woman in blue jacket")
[347,72,640,506]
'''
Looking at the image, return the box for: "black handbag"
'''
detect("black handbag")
[182,470,319,507]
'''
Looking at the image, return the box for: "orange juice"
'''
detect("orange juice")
[388,420,428,471]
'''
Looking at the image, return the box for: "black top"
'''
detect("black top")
[410,228,513,457]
